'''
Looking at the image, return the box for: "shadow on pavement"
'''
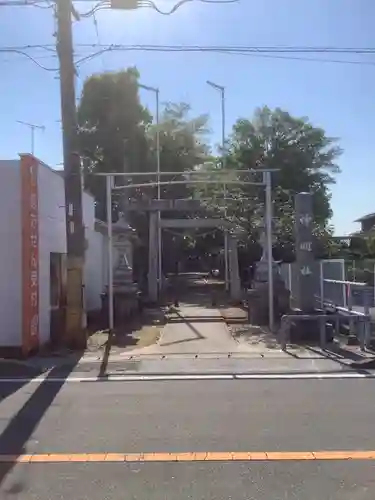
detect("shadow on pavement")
[0,361,47,404]
[168,316,224,324]
[0,356,81,490]
[160,310,205,347]
[305,345,373,374]
[98,329,114,378]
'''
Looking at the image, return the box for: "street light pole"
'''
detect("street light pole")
[139,83,162,293]
[206,80,229,292]
[16,120,45,156]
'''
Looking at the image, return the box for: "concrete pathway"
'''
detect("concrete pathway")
[128,303,239,355]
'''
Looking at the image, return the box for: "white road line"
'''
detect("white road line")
[235,372,375,380]
[0,372,374,383]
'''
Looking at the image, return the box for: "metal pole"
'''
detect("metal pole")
[139,83,162,296]
[31,126,35,156]
[206,80,229,291]
[319,260,324,308]
[156,89,161,202]
[341,259,346,307]
[288,263,292,295]
[265,171,274,331]
[106,175,114,331]
[113,180,264,190]
[319,316,326,349]
[96,168,280,177]
[156,89,162,294]
[363,286,371,350]
[221,88,229,292]
[17,120,45,156]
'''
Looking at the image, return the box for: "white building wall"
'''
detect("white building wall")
[85,229,105,311]
[0,160,22,346]
[38,164,102,341]
[82,186,104,311]
[37,163,67,345]
[0,158,104,348]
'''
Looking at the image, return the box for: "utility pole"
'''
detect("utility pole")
[16,120,45,156]
[56,0,86,349]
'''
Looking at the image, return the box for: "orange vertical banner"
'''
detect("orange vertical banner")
[21,154,39,355]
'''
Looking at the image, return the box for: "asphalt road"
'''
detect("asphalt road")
[1,378,375,498]
[2,461,375,500]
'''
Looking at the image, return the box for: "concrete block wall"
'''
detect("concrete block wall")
[0,156,106,351]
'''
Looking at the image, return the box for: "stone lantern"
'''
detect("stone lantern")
[112,213,138,322]
[254,222,279,283]
[247,221,290,327]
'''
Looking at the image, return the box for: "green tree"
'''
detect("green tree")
[149,103,212,267]
[77,69,213,270]
[147,102,210,201]
[197,106,341,255]
[77,68,152,220]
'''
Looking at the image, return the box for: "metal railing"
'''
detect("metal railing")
[319,279,373,344]
[278,260,374,351]
[280,259,347,308]
[280,310,372,351]
[320,279,373,310]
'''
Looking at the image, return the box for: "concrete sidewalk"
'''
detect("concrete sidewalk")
[1,302,375,378]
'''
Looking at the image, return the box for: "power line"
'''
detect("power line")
[72,44,375,54]
[73,45,375,68]
[0,0,53,6]
[131,0,239,16]
[0,0,238,10]
[0,48,59,70]
[2,45,375,71]
[4,43,375,54]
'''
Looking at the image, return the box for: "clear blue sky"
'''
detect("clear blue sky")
[1,0,374,235]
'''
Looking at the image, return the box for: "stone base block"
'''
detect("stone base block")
[289,309,334,344]
[246,279,291,326]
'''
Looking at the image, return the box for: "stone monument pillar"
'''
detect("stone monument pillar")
[294,192,315,312]
[288,192,330,343]
[112,214,138,322]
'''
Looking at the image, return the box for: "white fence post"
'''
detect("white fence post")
[340,259,346,308]
[319,260,324,308]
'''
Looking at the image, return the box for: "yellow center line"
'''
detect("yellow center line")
[0,451,375,463]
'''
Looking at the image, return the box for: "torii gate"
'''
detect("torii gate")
[98,169,277,332]
[122,199,242,302]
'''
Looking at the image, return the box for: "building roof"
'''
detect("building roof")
[354,212,375,223]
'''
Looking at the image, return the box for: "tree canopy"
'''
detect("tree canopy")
[76,68,342,264]
[197,107,341,243]
[77,68,151,220]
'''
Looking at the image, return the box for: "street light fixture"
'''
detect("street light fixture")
[139,83,162,292]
